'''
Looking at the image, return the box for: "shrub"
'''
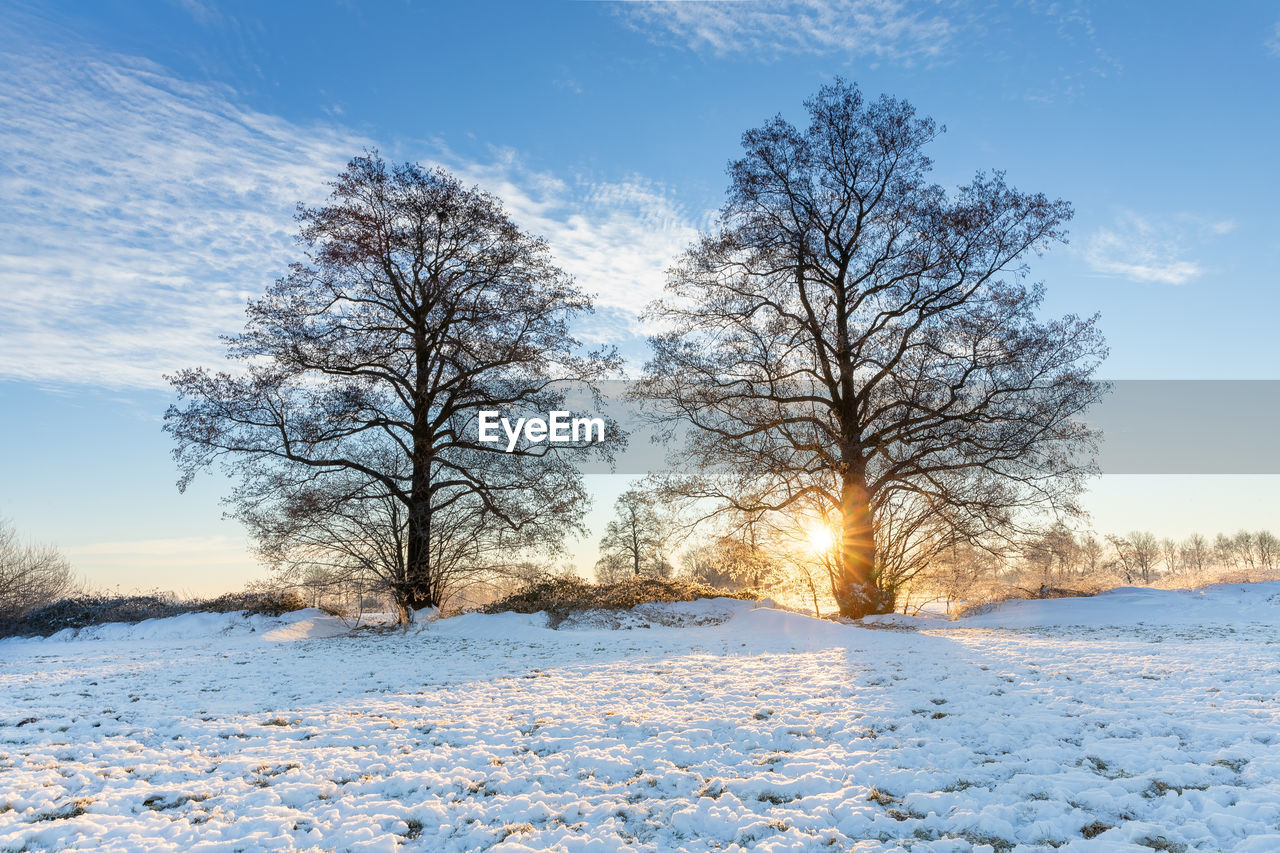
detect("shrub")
[481,575,754,618]
[200,590,308,617]
[0,589,308,638]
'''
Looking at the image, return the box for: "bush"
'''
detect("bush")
[0,589,309,638]
[482,575,755,618]
[200,590,309,617]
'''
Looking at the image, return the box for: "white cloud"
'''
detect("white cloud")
[0,43,700,390]
[1083,212,1231,285]
[624,0,953,62]
[0,46,365,389]
[1267,21,1280,57]
[444,150,701,330]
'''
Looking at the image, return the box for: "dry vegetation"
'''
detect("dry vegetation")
[481,576,755,618]
[0,590,308,639]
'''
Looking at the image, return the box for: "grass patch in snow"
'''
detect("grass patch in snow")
[31,799,89,822]
[142,793,208,812]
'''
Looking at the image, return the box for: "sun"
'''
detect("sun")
[806,523,836,554]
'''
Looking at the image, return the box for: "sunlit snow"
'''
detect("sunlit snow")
[3,586,1280,851]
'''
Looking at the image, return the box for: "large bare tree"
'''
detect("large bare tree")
[167,154,619,617]
[638,81,1106,617]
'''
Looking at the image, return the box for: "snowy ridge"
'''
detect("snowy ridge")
[5,583,1278,647]
[956,582,1280,630]
[0,607,355,646]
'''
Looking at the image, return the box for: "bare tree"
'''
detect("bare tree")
[1105,534,1135,584]
[1257,530,1279,574]
[1219,531,1259,578]
[1079,533,1104,579]
[915,540,1004,615]
[1181,533,1210,578]
[593,553,636,584]
[638,80,1106,616]
[1022,523,1081,587]
[595,488,670,580]
[1130,532,1161,583]
[1160,537,1181,579]
[680,530,781,593]
[0,520,74,622]
[1109,531,1159,584]
[166,154,619,618]
[1213,533,1237,573]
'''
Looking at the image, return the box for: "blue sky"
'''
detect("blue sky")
[2,1,1279,594]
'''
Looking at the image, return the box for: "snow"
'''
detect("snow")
[3,585,1280,851]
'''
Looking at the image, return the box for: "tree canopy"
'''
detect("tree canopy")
[166,154,620,617]
[639,80,1107,617]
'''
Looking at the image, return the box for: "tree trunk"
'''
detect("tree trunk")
[405,326,439,612]
[405,499,435,610]
[832,468,885,618]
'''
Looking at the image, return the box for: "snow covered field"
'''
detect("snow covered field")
[3,586,1280,852]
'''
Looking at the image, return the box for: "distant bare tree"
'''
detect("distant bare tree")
[638,80,1106,617]
[0,520,74,621]
[1131,532,1162,583]
[1213,533,1236,572]
[1255,530,1278,574]
[1106,534,1136,583]
[1236,531,1260,575]
[679,539,736,590]
[1159,537,1182,578]
[595,489,670,580]
[166,154,619,619]
[1079,533,1104,579]
[1023,523,1081,586]
[1109,531,1160,584]
[680,530,780,592]
[1181,533,1210,577]
[1216,531,1260,578]
[916,540,1004,615]
[593,553,636,585]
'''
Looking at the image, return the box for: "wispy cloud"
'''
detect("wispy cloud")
[443,149,701,333]
[0,45,365,389]
[625,1,1119,102]
[1084,212,1233,285]
[624,0,954,62]
[1267,21,1280,57]
[0,43,699,390]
